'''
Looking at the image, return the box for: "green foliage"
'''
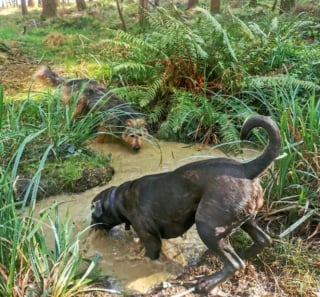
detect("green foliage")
[0,85,3,131]
[0,85,110,295]
[243,85,319,211]
[2,3,319,205]
[1,90,97,165]
[85,6,319,148]
[259,239,320,296]
[249,74,320,91]
[157,90,243,150]
[0,85,116,199]
[0,149,99,296]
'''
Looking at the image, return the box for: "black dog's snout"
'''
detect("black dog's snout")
[90,199,103,226]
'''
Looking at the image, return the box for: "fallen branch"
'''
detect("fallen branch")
[170,287,195,297]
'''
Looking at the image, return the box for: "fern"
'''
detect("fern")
[217,114,240,151]
[113,62,149,74]
[142,77,164,107]
[228,9,256,41]
[195,7,238,62]
[249,75,320,91]
[156,91,242,149]
[84,6,319,149]
[114,30,165,56]
[147,8,207,63]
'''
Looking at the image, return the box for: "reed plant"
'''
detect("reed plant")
[240,85,319,235]
[0,151,100,297]
[0,86,109,296]
[1,86,105,167]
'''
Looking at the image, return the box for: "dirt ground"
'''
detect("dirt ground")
[0,41,38,96]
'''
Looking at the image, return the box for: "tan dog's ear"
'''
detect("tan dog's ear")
[125,119,135,128]
[136,118,146,128]
[125,118,146,129]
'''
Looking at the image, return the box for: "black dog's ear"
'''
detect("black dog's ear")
[92,199,103,218]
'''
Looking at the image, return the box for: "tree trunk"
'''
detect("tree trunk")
[187,0,198,9]
[210,0,220,13]
[28,0,35,7]
[21,0,28,15]
[115,0,126,31]
[280,0,295,13]
[76,0,86,11]
[41,0,57,19]
[138,0,147,26]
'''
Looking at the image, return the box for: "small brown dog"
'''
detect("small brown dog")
[91,115,281,293]
[33,65,148,151]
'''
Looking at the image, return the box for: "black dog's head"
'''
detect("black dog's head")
[91,186,121,231]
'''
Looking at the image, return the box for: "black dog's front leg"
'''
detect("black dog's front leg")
[135,228,162,260]
[240,218,272,260]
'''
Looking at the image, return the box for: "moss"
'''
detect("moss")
[14,152,114,203]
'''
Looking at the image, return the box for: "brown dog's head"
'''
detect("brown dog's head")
[122,118,148,151]
[91,186,122,231]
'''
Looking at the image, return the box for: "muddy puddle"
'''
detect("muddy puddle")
[35,140,258,294]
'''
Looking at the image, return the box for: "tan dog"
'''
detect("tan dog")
[33,65,148,151]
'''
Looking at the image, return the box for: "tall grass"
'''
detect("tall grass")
[1,86,108,171]
[0,88,103,296]
[241,85,319,230]
[0,85,3,131]
[0,157,100,296]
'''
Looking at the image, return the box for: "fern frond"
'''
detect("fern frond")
[228,8,256,41]
[218,114,240,151]
[99,38,133,50]
[249,75,320,91]
[195,7,238,62]
[248,22,267,41]
[147,102,166,124]
[147,8,207,63]
[113,62,149,73]
[141,78,164,107]
[117,30,165,57]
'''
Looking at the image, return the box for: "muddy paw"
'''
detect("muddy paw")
[195,278,217,294]
[195,280,208,294]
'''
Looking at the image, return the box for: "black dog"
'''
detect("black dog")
[91,115,281,293]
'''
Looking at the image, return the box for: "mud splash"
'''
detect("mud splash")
[34,140,256,294]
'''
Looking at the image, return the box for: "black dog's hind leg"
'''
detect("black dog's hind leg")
[240,218,272,260]
[195,221,246,293]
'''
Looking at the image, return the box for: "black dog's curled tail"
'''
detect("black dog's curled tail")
[240,115,281,180]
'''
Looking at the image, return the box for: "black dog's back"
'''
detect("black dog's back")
[117,157,259,237]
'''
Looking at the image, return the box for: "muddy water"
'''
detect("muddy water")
[35,140,256,294]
